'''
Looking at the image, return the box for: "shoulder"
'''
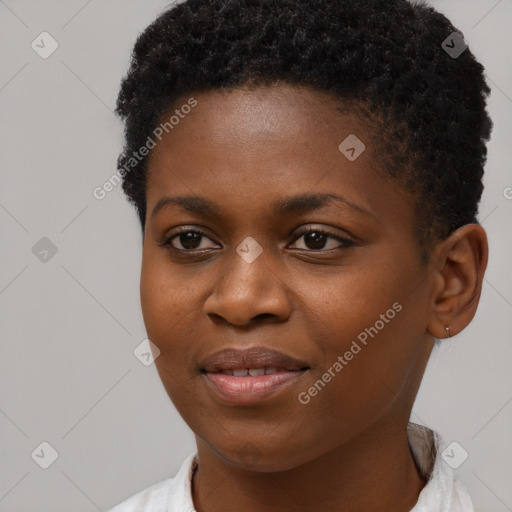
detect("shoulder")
[106,452,197,512]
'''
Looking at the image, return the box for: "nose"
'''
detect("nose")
[203,243,292,327]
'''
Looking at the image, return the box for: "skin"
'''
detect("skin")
[140,83,488,512]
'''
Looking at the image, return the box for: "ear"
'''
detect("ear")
[427,224,488,339]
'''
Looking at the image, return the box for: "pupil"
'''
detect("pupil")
[305,231,327,250]
[181,232,201,249]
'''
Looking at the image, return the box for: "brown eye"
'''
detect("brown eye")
[289,228,354,251]
[163,230,219,251]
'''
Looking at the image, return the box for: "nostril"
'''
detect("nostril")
[255,313,274,320]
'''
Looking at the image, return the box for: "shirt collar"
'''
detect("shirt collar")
[407,422,474,511]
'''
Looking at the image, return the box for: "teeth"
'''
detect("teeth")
[221,367,281,376]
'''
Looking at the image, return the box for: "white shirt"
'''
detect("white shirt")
[107,422,474,512]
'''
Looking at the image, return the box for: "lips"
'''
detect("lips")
[199,346,310,405]
[199,346,310,373]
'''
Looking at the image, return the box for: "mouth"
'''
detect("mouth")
[201,366,309,405]
[198,346,310,405]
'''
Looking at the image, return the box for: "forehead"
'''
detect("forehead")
[147,84,368,187]
[150,83,362,157]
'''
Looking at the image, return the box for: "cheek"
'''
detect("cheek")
[300,267,423,415]
[139,251,196,362]
[140,249,195,324]
[139,249,219,398]
[139,255,205,417]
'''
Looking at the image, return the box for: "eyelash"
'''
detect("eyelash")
[159,226,355,253]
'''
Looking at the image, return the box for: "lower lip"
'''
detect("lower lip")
[203,370,308,405]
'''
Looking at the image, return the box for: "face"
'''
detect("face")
[141,84,436,471]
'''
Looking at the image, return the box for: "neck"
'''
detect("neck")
[191,418,427,512]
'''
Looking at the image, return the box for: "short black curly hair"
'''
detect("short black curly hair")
[115,0,492,256]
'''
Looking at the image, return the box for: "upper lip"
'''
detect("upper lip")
[200,346,310,372]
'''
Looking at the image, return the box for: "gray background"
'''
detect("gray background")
[0,0,511,511]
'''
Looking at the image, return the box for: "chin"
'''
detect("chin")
[212,439,313,473]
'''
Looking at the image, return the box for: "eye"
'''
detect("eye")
[160,226,355,253]
[161,229,219,252]
[289,227,354,251]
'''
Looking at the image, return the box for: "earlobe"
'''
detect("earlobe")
[427,224,488,339]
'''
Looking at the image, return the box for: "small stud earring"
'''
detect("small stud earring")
[445,326,451,338]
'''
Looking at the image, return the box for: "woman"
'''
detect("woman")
[108,0,492,510]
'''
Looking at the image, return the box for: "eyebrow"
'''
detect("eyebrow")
[150,193,376,221]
